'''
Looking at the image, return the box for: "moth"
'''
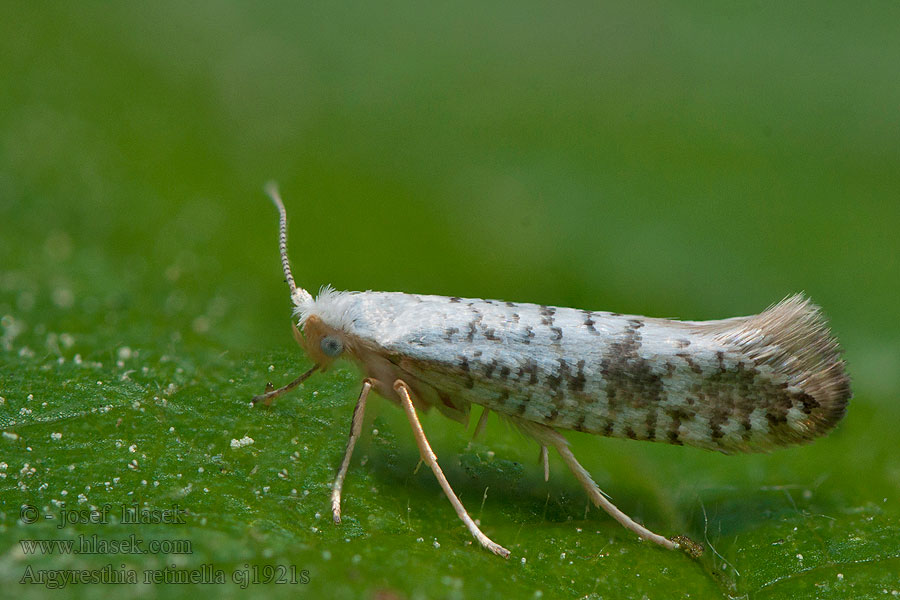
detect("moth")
[253,183,851,558]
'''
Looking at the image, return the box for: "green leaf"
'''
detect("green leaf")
[2,3,899,599]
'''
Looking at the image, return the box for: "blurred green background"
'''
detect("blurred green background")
[1,3,899,599]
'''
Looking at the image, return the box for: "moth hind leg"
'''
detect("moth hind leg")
[394,379,510,558]
[515,419,701,555]
[539,445,550,482]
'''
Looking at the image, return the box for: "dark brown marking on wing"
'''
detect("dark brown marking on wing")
[517,358,539,385]
[546,407,560,423]
[484,359,498,379]
[798,392,820,415]
[516,394,528,415]
[523,326,535,344]
[574,414,588,432]
[716,351,726,372]
[546,359,571,393]
[444,327,459,341]
[599,355,618,430]
[665,407,693,446]
[766,396,790,428]
[466,315,482,343]
[689,358,815,449]
[582,311,600,335]
[464,303,484,343]
[499,365,511,380]
[546,369,562,390]
[484,328,501,341]
[449,296,461,303]
[550,326,563,341]
[569,360,587,392]
[539,305,556,329]
[599,320,665,440]
[459,356,475,389]
[709,403,728,440]
[676,352,704,374]
[645,409,658,441]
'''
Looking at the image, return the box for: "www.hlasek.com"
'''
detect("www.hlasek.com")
[20,534,191,556]
[20,564,311,589]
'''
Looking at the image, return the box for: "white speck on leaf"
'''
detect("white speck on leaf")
[230,436,254,448]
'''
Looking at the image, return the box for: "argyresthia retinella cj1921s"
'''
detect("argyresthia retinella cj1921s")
[253,183,851,559]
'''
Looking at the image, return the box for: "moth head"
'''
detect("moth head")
[293,315,348,369]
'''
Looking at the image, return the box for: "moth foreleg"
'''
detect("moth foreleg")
[516,420,685,553]
[393,380,510,559]
[331,379,373,524]
[251,364,319,406]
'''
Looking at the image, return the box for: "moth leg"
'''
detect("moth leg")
[394,380,510,559]
[251,364,319,406]
[555,442,678,550]
[539,445,550,482]
[517,420,679,551]
[473,407,490,439]
[331,379,373,524]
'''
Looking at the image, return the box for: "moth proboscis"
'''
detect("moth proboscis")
[253,183,851,559]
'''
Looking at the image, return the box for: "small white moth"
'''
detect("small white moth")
[254,183,850,558]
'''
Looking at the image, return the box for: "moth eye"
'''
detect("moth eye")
[320,336,343,358]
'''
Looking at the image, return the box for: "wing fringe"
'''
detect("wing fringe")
[696,294,851,441]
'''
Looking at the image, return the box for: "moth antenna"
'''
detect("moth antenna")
[265,182,313,306]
